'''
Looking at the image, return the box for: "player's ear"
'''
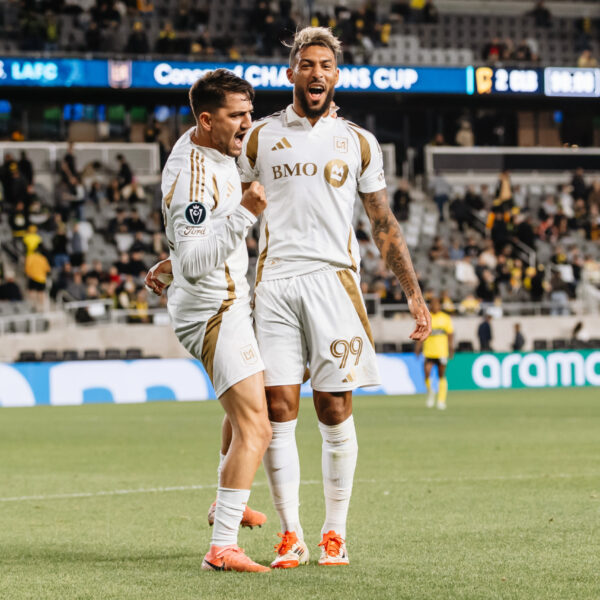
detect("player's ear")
[198,111,212,133]
[334,67,340,85]
[286,67,294,84]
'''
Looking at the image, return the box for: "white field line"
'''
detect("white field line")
[0,472,596,503]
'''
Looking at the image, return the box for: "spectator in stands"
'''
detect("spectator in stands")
[571,167,587,201]
[23,225,42,256]
[449,194,470,232]
[9,201,29,240]
[550,269,570,315]
[430,171,451,221]
[455,121,474,147]
[428,236,450,263]
[123,180,146,204]
[577,49,597,68]
[18,151,34,186]
[422,0,438,24]
[514,214,536,249]
[60,142,79,193]
[588,180,600,210]
[125,21,149,54]
[24,248,51,311]
[463,235,480,259]
[393,179,411,221]
[156,21,178,54]
[512,185,527,210]
[0,271,23,302]
[116,154,133,189]
[476,269,498,303]
[128,288,151,323]
[67,271,87,301]
[528,1,551,28]
[390,0,411,23]
[512,323,525,351]
[86,21,103,52]
[354,220,370,242]
[459,293,480,315]
[483,37,506,64]
[477,314,493,351]
[455,256,479,288]
[449,240,464,261]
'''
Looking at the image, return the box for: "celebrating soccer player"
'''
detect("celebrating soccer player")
[236,26,432,567]
[146,69,271,572]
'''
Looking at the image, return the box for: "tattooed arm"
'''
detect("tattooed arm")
[360,188,432,341]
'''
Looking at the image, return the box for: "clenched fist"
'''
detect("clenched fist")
[241,181,267,217]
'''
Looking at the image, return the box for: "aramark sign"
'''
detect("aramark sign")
[450,350,600,390]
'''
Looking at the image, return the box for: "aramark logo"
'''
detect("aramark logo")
[472,351,600,389]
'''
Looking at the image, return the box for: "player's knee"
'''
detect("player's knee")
[266,388,298,422]
[314,392,352,425]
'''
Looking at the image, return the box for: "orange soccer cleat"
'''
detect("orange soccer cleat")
[201,544,270,573]
[207,501,267,529]
[318,530,349,566]
[270,531,309,569]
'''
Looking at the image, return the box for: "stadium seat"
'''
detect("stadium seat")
[552,339,568,350]
[533,339,548,350]
[105,348,122,360]
[17,350,38,362]
[61,349,79,361]
[400,342,414,353]
[457,341,474,353]
[83,349,102,360]
[40,350,60,362]
[125,347,143,359]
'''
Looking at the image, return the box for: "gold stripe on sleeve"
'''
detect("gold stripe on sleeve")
[224,263,236,300]
[163,171,181,209]
[201,299,234,386]
[194,151,201,203]
[245,122,268,169]
[336,269,375,348]
[254,223,269,286]
[189,150,195,202]
[347,228,357,272]
[212,173,220,211]
[200,154,206,203]
[349,125,371,176]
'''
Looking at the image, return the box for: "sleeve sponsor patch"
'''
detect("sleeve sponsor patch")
[184,202,207,225]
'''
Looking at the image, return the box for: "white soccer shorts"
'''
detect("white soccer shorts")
[253,268,380,391]
[172,299,264,398]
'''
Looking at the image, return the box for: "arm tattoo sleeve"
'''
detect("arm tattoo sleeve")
[360,188,422,301]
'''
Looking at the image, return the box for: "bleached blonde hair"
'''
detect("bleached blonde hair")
[287,26,342,67]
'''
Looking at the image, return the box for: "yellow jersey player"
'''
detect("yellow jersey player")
[416,297,454,410]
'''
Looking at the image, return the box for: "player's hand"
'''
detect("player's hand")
[145,258,173,296]
[407,295,432,341]
[241,181,267,216]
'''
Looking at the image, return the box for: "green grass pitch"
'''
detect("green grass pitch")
[1,388,598,599]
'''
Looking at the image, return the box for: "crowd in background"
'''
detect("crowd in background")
[4,0,599,66]
[0,146,167,320]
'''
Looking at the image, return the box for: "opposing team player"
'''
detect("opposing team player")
[415,296,454,410]
[148,69,271,572]
[237,27,432,567]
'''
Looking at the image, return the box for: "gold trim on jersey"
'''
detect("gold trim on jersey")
[189,149,195,201]
[224,263,236,300]
[336,269,375,348]
[200,154,206,203]
[201,298,234,385]
[347,229,357,272]
[212,173,219,211]
[255,223,269,286]
[348,125,371,176]
[163,170,181,209]
[246,122,268,169]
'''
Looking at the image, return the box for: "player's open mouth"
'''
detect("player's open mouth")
[234,132,245,146]
[308,85,325,102]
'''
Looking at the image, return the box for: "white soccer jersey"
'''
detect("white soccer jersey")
[238,104,385,282]
[162,129,257,322]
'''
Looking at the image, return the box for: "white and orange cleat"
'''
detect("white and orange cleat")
[318,530,349,566]
[270,531,309,569]
[201,544,270,573]
[208,502,267,529]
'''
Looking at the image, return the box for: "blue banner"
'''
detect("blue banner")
[0,57,468,94]
[0,355,428,407]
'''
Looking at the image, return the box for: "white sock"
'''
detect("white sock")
[216,452,226,486]
[319,415,358,539]
[262,419,303,539]
[211,487,250,547]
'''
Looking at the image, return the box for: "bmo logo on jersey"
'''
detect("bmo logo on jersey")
[272,162,317,179]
